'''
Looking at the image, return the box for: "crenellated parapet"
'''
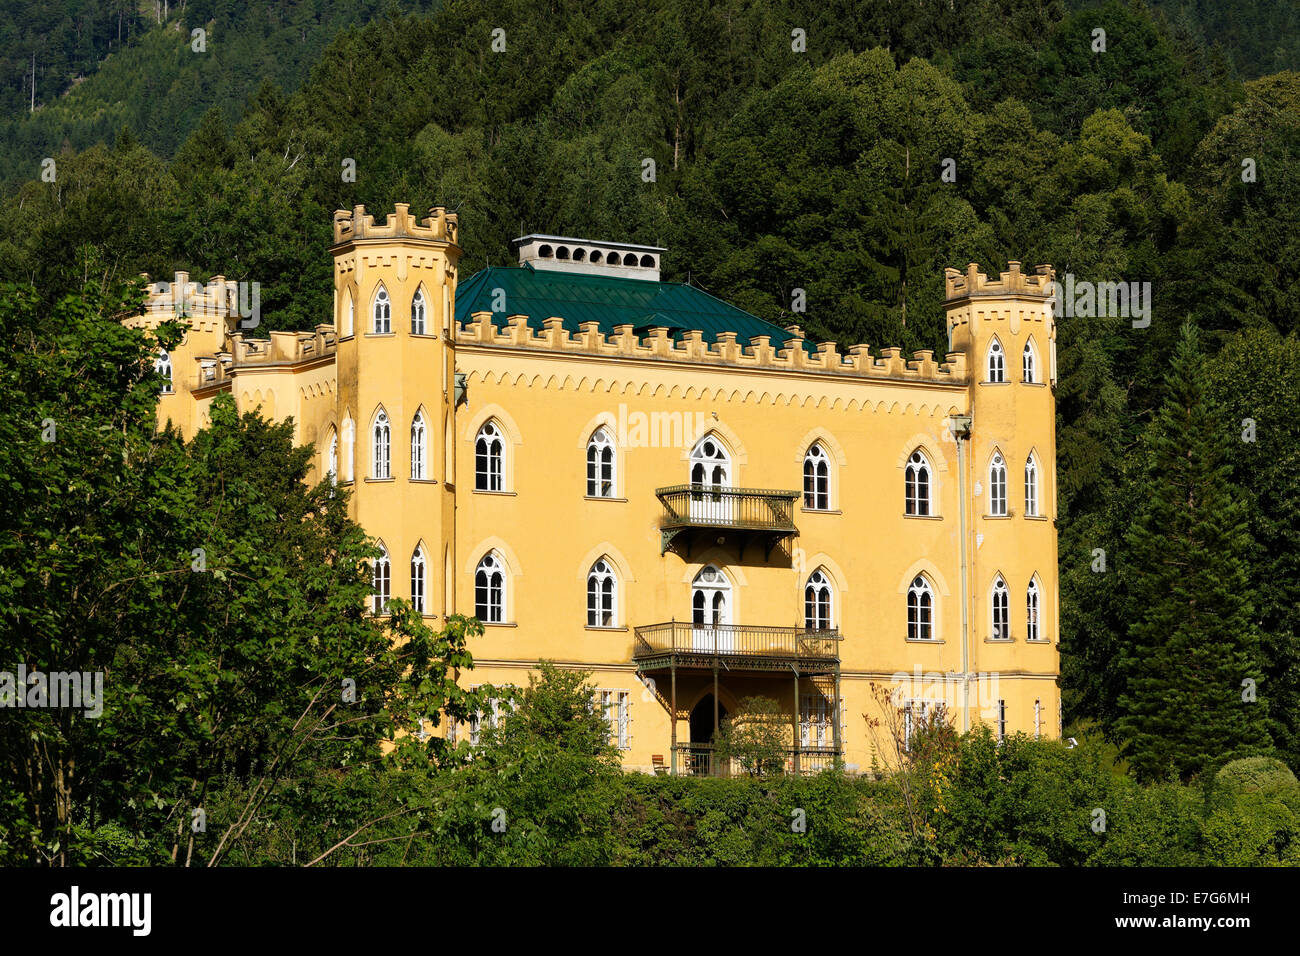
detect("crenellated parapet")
[124,271,240,337]
[228,325,338,367]
[456,312,969,385]
[332,203,460,247]
[944,261,1056,302]
[186,325,337,392]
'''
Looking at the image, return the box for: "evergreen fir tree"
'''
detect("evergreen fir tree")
[1117,322,1272,781]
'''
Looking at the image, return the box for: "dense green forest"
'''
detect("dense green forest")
[2,0,1299,864]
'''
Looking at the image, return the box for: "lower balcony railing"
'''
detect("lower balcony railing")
[669,743,841,777]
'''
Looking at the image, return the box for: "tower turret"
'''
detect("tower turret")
[331,203,461,621]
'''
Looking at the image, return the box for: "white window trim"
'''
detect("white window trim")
[411,410,428,480]
[991,575,1010,641]
[803,443,831,511]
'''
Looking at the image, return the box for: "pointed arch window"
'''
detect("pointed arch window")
[989,452,1008,516]
[689,435,730,487]
[587,558,617,627]
[987,338,1005,383]
[1022,340,1037,383]
[907,575,934,641]
[691,565,732,652]
[1024,452,1039,517]
[689,434,731,522]
[475,552,506,623]
[804,569,833,630]
[326,428,339,487]
[155,349,173,393]
[373,285,391,334]
[411,411,428,480]
[372,408,391,479]
[411,544,428,614]
[1027,577,1041,642]
[905,450,932,516]
[372,543,391,614]
[342,290,354,337]
[475,421,504,491]
[803,443,830,510]
[586,427,615,498]
[991,576,1010,640]
[411,287,428,335]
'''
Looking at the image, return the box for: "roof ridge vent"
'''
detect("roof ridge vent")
[511,234,665,281]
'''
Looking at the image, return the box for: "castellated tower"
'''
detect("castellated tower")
[331,203,461,621]
[944,262,1059,735]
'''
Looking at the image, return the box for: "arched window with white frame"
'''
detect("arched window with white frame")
[372,542,391,614]
[587,558,617,627]
[907,575,934,641]
[803,443,830,510]
[373,284,391,334]
[1024,451,1039,517]
[991,575,1010,640]
[987,337,1005,383]
[905,449,932,516]
[475,421,505,491]
[411,286,428,335]
[1027,577,1041,642]
[155,349,173,393]
[1022,339,1037,383]
[688,434,731,522]
[586,427,615,498]
[372,408,391,479]
[475,552,506,623]
[691,565,732,652]
[989,451,1008,516]
[342,289,354,337]
[411,410,428,480]
[411,544,428,614]
[804,569,833,630]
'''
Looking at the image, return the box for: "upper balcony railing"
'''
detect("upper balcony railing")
[633,622,840,672]
[656,484,800,557]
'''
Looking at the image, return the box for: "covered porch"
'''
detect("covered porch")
[634,622,843,776]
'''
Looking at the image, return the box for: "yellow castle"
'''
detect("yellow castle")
[125,203,1061,774]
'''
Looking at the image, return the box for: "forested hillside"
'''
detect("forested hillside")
[0,0,442,182]
[2,0,1299,778]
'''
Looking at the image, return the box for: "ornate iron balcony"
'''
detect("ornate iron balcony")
[656,484,800,557]
[633,622,840,672]
[672,743,842,777]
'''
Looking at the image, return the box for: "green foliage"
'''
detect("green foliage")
[0,277,485,865]
[713,695,790,777]
[1117,323,1272,781]
[1214,756,1299,797]
[1206,327,1300,768]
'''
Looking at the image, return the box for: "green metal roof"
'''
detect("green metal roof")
[454,263,806,351]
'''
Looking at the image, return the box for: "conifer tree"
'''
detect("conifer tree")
[1117,322,1271,781]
